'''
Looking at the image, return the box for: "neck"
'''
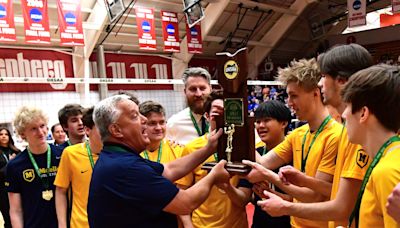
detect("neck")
[265,134,285,150]
[307,106,330,132]
[29,143,48,155]
[89,140,102,154]
[335,102,346,115]
[68,135,85,145]
[147,140,161,152]
[362,127,397,158]
[0,143,7,148]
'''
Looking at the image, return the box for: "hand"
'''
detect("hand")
[279,165,306,187]
[386,183,400,223]
[253,181,270,199]
[206,128,223,153]
[209,160,230,184]
[242,160,270,183]
[257,190,289,217]
[9,153,17,160]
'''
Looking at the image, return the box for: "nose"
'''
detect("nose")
[78,118,83,125]
[318,77,324,88]
[194,88,203,96]
[140,114,148,124]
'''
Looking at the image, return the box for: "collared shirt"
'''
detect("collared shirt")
[87,142,179,228]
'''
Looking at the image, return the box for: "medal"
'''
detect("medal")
[42,190,53,201]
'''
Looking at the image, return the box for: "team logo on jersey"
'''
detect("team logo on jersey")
[356,149,369,168]
[23,169,35,182]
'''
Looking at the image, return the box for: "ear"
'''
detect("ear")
[204,112,210,122]
[281,121,288,130]
[336,77,347,85]
[359,106,370,123]
[19,132,26,140]
[84,126,90,137]
[108,124,123,138]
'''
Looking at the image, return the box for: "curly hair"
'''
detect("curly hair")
[277,58,321,92]
[14,106,48,135]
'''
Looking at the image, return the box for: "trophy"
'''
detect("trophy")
[202,48,255,174]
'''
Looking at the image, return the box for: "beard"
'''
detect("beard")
[187,98,205,114]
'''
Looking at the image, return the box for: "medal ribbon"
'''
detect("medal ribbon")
[85,141,95,169]
[301,115,332,172]
[190,110,209,136]
[143,142,163,163]
[348,135,400,227]
[27,145,51,189]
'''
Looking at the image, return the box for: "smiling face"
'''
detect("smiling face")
[255,117,286,145]
[184,76,211,114]
[113,100,150,152]
[145,112,166,144]
[286,82,318,121]
[52,124,66,145]
[20,118,48,149]
[0,129,10,147]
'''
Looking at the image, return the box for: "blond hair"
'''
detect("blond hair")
[277,58,321,91]
[14,106,48,135]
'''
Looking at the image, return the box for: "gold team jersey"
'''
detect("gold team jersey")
[359,141,400,228]
[329,126,370,228]
[273,118,342,228]
[54,142,99,228]
[140,139,193,188]
[182,134,248,228]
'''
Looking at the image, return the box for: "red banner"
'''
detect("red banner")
[135,7,156,51]
[57,0,84,46]
[21,0,51,44]
[186,23,202,54]
[89,53,173,90]
[161,11,180,52]
[0,48,75,92]
[0,0,16,42]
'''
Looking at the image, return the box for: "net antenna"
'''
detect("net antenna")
[183,0,205,28]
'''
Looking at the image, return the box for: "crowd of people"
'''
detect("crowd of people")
[0,43,399,228]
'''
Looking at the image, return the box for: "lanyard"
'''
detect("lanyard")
[262,146,268,156]
[67,140,71,146]
[301,115,332,172]
[85,141,95,169]
[189,110,208,136]
[348,135,400,227]
[27,145,51,189]
[143,142,163,163]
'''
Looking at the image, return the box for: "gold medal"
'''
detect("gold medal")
[42,190,53,201]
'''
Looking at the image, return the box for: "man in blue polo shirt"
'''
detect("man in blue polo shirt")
[88,95,229,228]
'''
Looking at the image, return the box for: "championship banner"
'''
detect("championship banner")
[21,0,51,44]
[0,0,17,42]
[186,23,202,54]
[347,0,366,27]
[57,0,84,46]
[393,0,400,14]
[160,11,180,52]
[135,7,156,51]
[89,52,173,90]
[0,48,75,92]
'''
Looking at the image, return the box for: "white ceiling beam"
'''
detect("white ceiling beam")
[230,0,297,15]
[247,0,313,79]
[172,0,231,81]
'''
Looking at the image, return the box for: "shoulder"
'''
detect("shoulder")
[184,135,208,152]
[288,124,309,137]
[167,108,190,125]
[50,144,63,156]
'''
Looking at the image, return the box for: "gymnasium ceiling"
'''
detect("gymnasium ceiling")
[5,0,393,78]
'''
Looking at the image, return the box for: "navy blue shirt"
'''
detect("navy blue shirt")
[5,144,62,228]
[88,143,179,228]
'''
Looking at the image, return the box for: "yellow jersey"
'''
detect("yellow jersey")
[329,126,370,228]
[54,142,99,228]
[359,141,400,228]
[273,118,342,228]
[140,139,193,188]
[183,135,248,228]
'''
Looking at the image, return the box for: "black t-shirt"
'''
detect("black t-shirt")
[88,143,179,228]
[5,144,62,228]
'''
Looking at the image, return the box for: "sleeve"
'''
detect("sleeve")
[273,132,294,164]
[172,145,194,188]
[340,143,369,180]
[5,161,21,193]
[53,149,72,188]
[373,165,400,227]
[119,161,179,215]
[166,116,177,142]
[317,132,340,175]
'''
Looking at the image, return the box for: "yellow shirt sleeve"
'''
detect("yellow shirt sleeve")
[273,129,295,164]
[54,147,72,188]
[171,144,194,188]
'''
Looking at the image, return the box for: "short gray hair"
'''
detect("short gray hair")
[182,67,211,87]
[93,95,130,141]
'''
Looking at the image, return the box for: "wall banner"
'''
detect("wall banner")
[135,7,157,51]
[57,0,84,46]
[348,0,366,27]
[161,11,180,52]
[186,23,202,54]
[21,0,51,44]
[0,0,17,42]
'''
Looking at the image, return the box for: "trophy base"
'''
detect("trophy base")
[201,161,251,174]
